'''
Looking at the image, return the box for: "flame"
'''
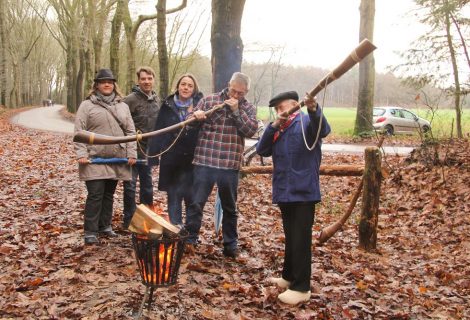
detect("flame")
[140,243,173,285]
[158,244,173,283]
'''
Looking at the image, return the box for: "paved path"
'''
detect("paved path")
[11,105,74,134]
[11,106,415,156]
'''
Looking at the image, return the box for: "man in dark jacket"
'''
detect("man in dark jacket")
[122,66,160,229]
[256,91,330,305]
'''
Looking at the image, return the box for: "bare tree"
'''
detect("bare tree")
[394,0,469,138]
[166,0,208,91]
[246,46,284,107]
[116,0,187,92]
[6,1,44,107]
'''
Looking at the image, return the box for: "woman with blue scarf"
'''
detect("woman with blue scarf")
[149,74,203,225]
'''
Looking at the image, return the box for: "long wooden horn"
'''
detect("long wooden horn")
[282,38,376,116]
[73,103,225,145]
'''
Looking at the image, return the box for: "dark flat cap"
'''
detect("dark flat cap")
[94,68,116,81]
[268,91,299,107]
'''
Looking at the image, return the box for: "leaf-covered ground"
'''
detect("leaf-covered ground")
[0,107,469,319]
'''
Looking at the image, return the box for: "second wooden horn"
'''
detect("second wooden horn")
[73,103,225,145]
[282,38,377,116]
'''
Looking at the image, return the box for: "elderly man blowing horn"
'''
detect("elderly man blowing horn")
[184,72,258,258]
[256,91,331,305]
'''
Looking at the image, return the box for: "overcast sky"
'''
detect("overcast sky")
[240,0,425,73]
[148,0,427,73]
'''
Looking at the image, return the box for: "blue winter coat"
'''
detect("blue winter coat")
[256,107,331,204]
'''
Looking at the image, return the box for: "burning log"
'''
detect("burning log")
[129,204,179,236]
[240,164,364,176]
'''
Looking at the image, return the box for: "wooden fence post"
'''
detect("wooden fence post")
[359,146,382,251]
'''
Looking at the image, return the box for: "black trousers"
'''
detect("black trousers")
[279,202,315,292]
[84,179,118,233]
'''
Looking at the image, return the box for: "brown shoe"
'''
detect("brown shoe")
[223,247,238,258]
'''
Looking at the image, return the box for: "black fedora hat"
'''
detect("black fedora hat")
[268,91,299,108]
[94,68,116,81]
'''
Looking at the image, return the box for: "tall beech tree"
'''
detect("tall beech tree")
[0,0,8,106]
[354,0,376,136]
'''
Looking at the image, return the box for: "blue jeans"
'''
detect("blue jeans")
[185,165,239,249]
[123,163,153,225]
[84,179,118,233]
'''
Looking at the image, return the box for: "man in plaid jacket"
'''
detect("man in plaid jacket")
[184,72,258,258]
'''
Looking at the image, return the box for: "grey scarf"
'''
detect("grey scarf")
[95,92,116,105]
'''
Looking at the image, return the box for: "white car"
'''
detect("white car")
[373,106,431,135]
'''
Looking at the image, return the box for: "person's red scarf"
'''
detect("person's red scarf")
[273,111,299,142]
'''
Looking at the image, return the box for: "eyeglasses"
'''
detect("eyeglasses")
[228,87,247,98]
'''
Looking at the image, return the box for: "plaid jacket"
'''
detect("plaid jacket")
[192,88,258,170]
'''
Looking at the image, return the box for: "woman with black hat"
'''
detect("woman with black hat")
[148,73,203,226]
[74,68,137,245]
[256,91,331,305]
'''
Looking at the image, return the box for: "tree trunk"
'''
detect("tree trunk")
[354,0,375,136]
[76,48,85,104]
[65,51,74,111]
[92,0,110,75]
[359,147,381,251]
[0,0,8,106]
[121,3,134,92]
[445,7,462,138]
[157,0,169,99]
[211,0,245,92]
[10,60,19,107]
[110,0,127,83]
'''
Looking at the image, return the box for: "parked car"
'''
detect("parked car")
[373,106,431,135]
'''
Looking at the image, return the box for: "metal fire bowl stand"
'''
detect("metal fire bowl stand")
[132,233,187,318]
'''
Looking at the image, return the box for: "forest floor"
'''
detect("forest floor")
[0,106,469,319]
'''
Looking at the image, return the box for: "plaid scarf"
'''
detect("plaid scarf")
[273,111,299,142]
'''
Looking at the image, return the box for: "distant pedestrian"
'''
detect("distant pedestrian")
[122,66,160,229]
[184,72,258,258]
[256,91,331,305]
[149,73,203,226]
[74,68,137,245]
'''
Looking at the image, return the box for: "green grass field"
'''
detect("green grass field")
[257,106,470,138]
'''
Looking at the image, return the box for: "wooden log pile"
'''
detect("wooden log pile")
[240,164,364,176]
[129,204,179,236]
